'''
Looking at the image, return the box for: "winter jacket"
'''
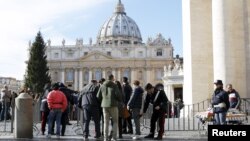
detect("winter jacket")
[59,87,75,105]
[0,89,11,103]
[128,86,144,109]
[40,99,50,113]
[97,80,122,108]
[47,90,68,112]
[123,82,132,105]
[211,88,229,113]
[80,83,100,108]
[143,89,169,113]
[227,89,241,109]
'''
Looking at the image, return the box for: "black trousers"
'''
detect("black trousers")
[150,110,166,137]
[122,113,133,133]
[82,106,101,138]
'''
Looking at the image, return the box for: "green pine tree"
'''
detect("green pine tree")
[25,31,51,96]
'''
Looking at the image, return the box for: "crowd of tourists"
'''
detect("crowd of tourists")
[0,77,241,140]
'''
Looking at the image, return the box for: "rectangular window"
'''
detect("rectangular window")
[138,51,143,57]
[157,49,163,56]
[155,69,163,80]
[66,70,74,82]
[67,52,73,57]
[123,51,129,57]
[107,51,111,56]
[54,53,59,58]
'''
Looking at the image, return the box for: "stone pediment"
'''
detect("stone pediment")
[80,51,113,61]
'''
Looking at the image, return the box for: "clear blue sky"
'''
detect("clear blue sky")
[0,0,182,80]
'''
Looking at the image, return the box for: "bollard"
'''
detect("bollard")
[14,93,33,138]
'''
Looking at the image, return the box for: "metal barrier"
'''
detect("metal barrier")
[140,98,250,131]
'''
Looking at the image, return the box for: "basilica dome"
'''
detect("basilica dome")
[97,0,142,45]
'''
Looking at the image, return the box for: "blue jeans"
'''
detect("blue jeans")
[0,101,10,121]
[48,109,62,135]
[214,112,227,125]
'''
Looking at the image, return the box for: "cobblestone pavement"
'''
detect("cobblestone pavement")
[0,120,208,141]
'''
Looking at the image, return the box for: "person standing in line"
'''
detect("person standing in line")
[98,78,106,136]
[0,85,11,121]
[47,83,67,139]
[40,96,50,135]
[57,82,75,136]
[122,77,133,134]
[127,80,144,139]
[80,80,101,140]
[226,84,241,109]
[115,80,124,139]
[40,83,51,135]
[97,74,122,141]
[211,80,230,125]
[143,83,169,140]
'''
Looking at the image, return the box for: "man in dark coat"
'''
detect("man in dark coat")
[122,77,133,134]
[211,80,229,125]
[143,83,169,140]
[80,80,101,140]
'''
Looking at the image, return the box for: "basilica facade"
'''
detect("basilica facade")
[45,0,174,91]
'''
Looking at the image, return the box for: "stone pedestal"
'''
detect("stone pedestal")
[14,93,33,138]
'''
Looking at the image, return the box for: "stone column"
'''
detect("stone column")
[112,69,116,79]
[74,69,78,91]
[117,68,121,82]
[79,68,83,91]
[212,0,227,82]
[89,68,92,83]
[146,68,151,84]
[61,68,65,83]
[212,0,247,97]
[15,93,33,138]
[131,68,136,84]
[182,0,213,104]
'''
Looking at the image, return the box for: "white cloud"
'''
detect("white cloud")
[0,0,110,80]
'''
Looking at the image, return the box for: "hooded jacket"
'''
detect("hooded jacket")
[97,80,122,108]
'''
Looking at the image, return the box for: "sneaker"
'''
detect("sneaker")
[144,134,154,138]
[132,136,138,140]
[46,134,51,138]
